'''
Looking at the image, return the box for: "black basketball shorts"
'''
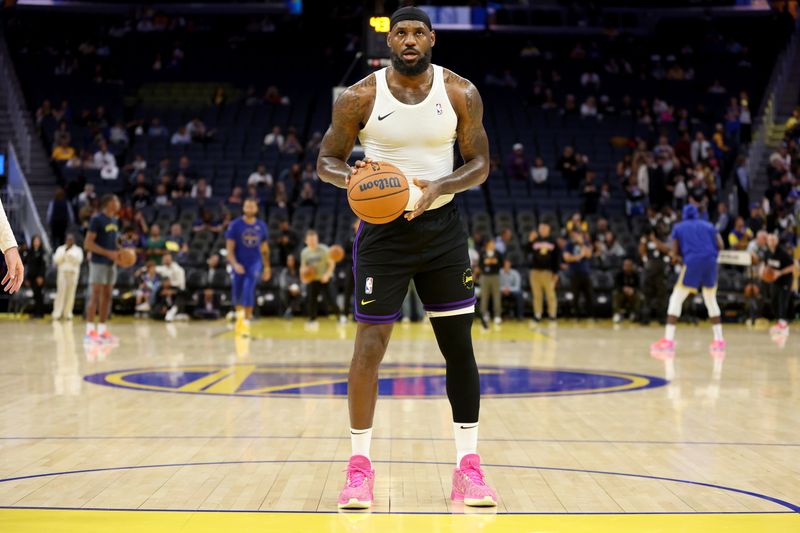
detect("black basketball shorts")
[352,200,475,324]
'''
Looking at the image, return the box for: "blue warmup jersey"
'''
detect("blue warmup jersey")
[672,217,719,290]
[225,217,269,267]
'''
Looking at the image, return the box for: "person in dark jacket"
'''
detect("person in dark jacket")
[613,258,641,323]
[46,188,74,248]
[24,234,47,318]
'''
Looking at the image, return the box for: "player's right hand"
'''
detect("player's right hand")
[347,158,374,185]
[233,263,245,274]
[108,251,120,263]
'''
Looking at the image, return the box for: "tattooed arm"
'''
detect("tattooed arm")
[405,70,489,220]
[317,76,376,189]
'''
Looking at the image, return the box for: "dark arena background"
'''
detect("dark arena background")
[0,1,798,532]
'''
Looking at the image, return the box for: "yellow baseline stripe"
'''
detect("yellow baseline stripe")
[0,510,796,533]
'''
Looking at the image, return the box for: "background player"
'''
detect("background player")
[83,194,121,344]
[651,204,725,355]
[225,198,270,337]
[299,229,341,327]
[763,233,796,338]
[317,6,497,510]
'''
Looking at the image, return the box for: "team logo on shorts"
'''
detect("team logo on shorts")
[365,277,373,295]
[462,268,474,289]
[435,103,443,115]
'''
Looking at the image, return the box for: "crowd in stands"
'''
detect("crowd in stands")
[6,9,798,328]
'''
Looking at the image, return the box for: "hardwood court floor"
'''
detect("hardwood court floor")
[0,318,797,532]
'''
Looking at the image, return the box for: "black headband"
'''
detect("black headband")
[390,6,432,31]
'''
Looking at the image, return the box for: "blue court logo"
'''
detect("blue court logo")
[84,364,667,399]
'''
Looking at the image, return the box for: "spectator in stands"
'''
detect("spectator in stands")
[478,240,503,325]
[506,143,531,181]
[109,122,128,146]
[227,186,243,206]
[596,231,626,260]
[295,181,318,209]
[565,212,588,234]
[155,252,185,321]
[494,228,514,255]
[177,156,196,180]
[46,188,74,248]
[154,184,171,206]
[172,173,191,199]
[300,229,341,326]
[580,96,598,119]
[191,178,212,199]
[530,157,548,187]
[564,229,594,319]
[51,233,83,321]
[212,86,226,107]
[282,131,303,155]
[625,175,647,216]
[51,138,76,163]
[528,224,559,322]
[728,216,753,250]
[279,254,302,318]
[274,182,289,209]
[580,172,600,215]
[131,184,151,210]
[124,154,148,179]
[500,258,524,320]
[263,126,284,150]
[306,131,323,155]
[193,208,223,235]
[205,253,224,285]
[147,118,168,137]
[22,235,46,318]
[193,288,222,320]
[134,260,159,315]
[745,230,768,324]
[150,277,179,321]
[715,202,731,236]
[171,126,191,145]
[276,220,298,267]
[691,132,712,164]
[613,258,641,323]
[35,99,52,128]
[247,164,273,188]
[166,223,189,259]
[93,139,117,170]
[557,146,581,191]
[302,162,317,182]
[186,117,213,143]
[735,155,750,216]
[144,224,166,265]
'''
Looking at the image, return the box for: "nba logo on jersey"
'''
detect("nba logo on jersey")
[435,103,443,115]
[365,277,373,295]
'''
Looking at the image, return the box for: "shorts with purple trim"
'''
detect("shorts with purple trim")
[352,200,475,324]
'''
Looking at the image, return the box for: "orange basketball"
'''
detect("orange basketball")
[116,248,137,268]
[347,161,409,224]
[300,266,315,284]
[761,267,778,283]
[328,244,345,263]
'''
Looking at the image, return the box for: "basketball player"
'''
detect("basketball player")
[225,198,271,337]
[0,196,24,294]
[651,204,725,355]
[317,6,497,509]
[83,194,121,344]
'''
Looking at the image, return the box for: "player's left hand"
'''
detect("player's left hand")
[404,179,441,221]
[321,273,331,284]
[2,246,24,294]
[261,267,272,282]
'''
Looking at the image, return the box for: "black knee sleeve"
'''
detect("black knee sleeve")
[429,314,480,423]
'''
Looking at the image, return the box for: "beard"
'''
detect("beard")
[390,48,432,76]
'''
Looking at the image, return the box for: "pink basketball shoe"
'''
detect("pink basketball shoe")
[650,338,675,359]
[337,455,374,510]
[451,454,497,507]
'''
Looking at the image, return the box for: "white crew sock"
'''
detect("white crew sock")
[712,324,723,341]
[86,323,96,335]
[453,422,479,465]
[665,324,676,341]
[98,323,107,334]
[350,428,372,460]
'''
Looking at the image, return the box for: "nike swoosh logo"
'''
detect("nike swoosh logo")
[361,299,376,305]
[459,424,478,429]
[377,111,395,121]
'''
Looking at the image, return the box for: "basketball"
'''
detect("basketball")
[761,266,778,283]
[328,244,345,263]
[347,161,409,224]
[116,248,137,268]
[300,266,315,284]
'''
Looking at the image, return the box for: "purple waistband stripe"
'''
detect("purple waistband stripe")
[423,296,477,312]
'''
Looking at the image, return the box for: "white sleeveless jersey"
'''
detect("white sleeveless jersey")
[358,64,457,211]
